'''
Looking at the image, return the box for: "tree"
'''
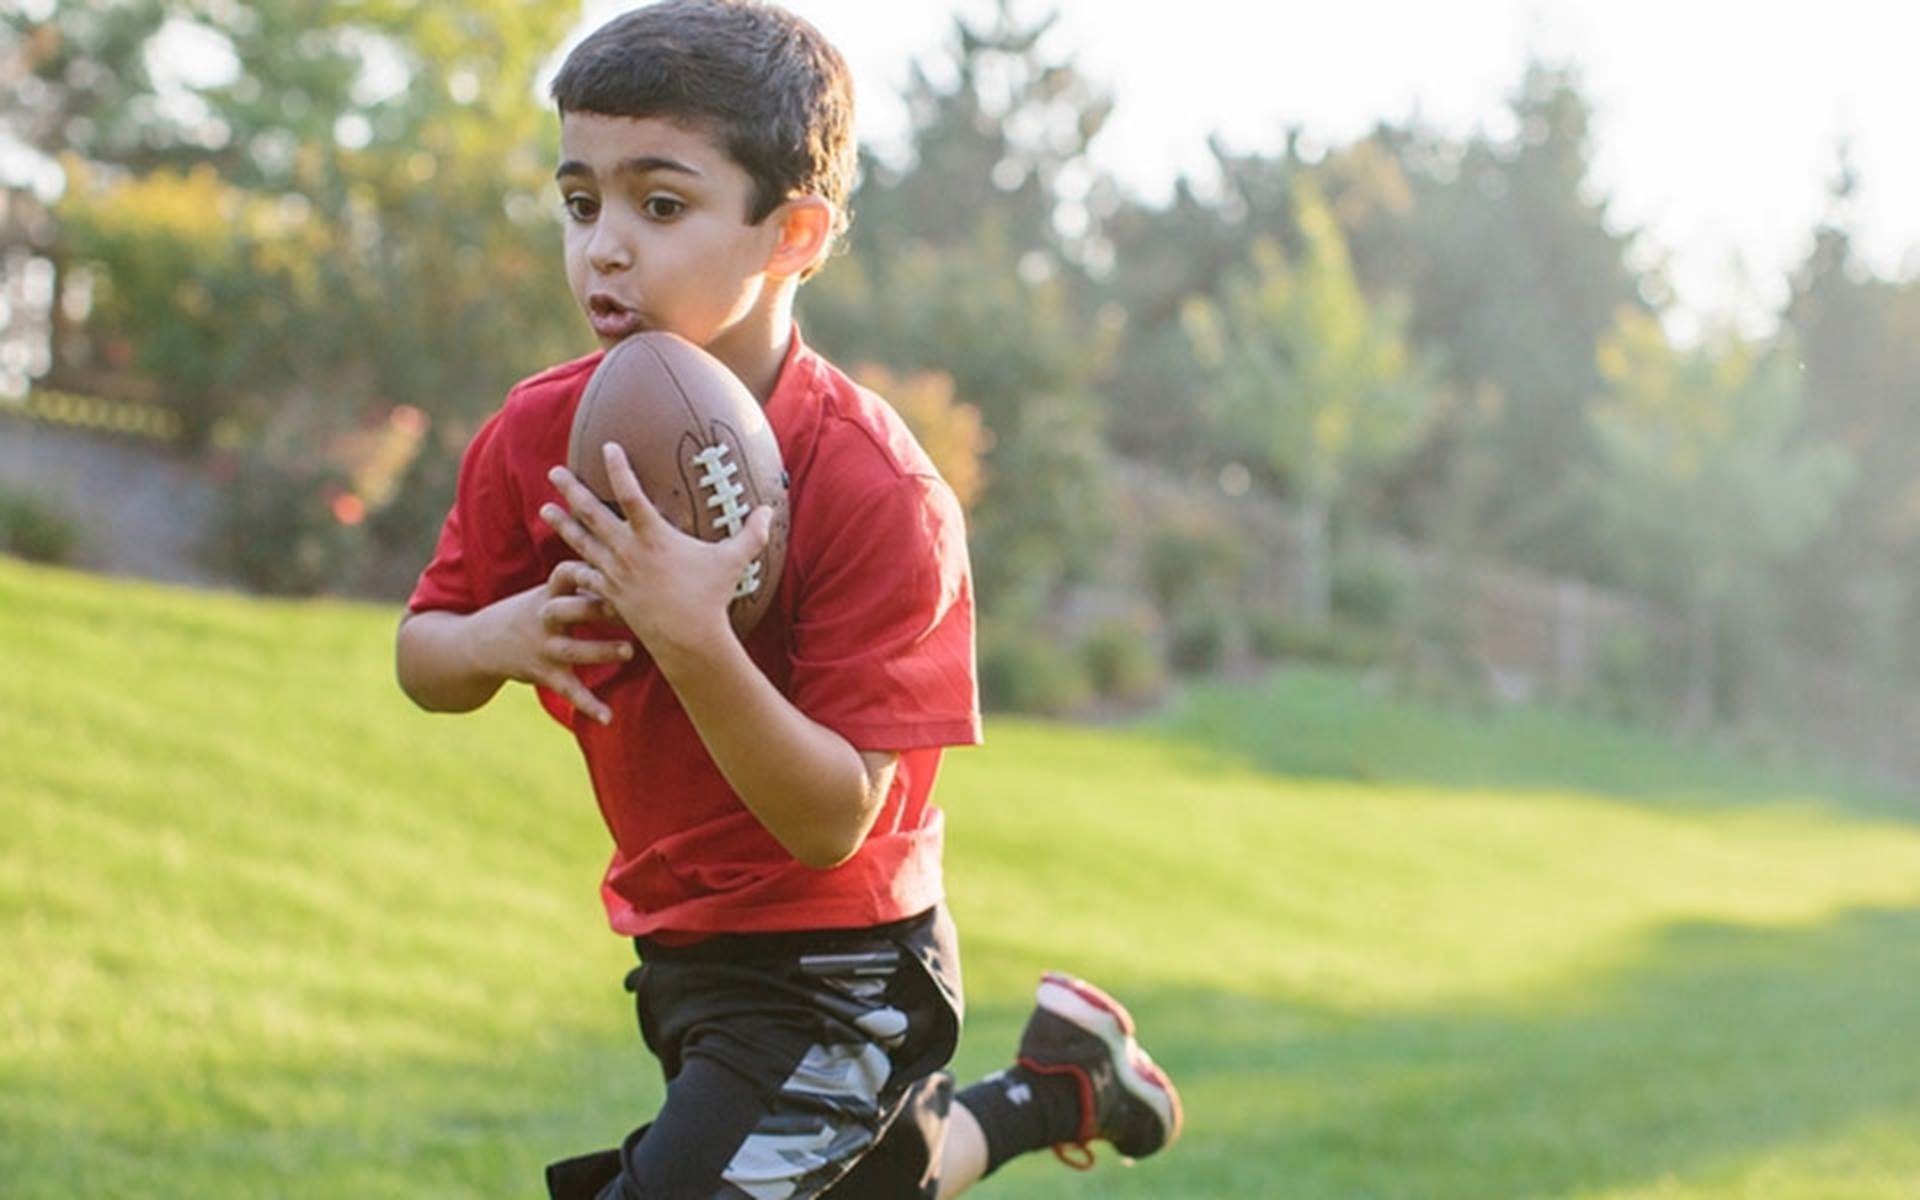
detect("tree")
[1781,151,1920,684]
[26,1,583,590]
[1182,179,1440,625]
[1588,309,1852,726]
[1359,63,1648,573]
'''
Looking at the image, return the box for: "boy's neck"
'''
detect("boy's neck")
[703,287,797,407]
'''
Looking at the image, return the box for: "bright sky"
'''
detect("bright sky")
[714,0,1920,340]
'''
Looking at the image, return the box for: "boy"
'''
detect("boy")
[395,2,1179,1196]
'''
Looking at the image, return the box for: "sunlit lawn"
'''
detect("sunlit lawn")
[5,556,1920,1197]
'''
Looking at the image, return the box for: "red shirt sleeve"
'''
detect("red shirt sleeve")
[786,472,982,751]
[407,410,546,614]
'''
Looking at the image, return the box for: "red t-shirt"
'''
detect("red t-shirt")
[408,333,982,938]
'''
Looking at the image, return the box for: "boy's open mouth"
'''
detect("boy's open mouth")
[587,292,645,340]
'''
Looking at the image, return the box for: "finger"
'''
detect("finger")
[547,558,593,595]
[539,500,612,570]
[545,635,635,666]
[541,594,610,632]
[601,442,661,532]
[547,464,629,545]
[542,670,613,725]
[727,505,775,566]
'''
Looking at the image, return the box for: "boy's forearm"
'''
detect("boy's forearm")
[395,608,510,713]
[655,631,882,870]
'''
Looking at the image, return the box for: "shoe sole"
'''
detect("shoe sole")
[1035,971,1185,1157]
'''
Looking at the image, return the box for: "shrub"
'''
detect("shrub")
[979,626,1093,716]
[1168,608,1233,674]
[1330,544,1410,630]
[1248,609,1291,662]
[1080,620,1166,704]
[208,454,368,595]
[0,485,83,565]
[1253,614,1390,670]
[1141,514,1249,616]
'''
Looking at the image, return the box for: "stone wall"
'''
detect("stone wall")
[0,409,226,587]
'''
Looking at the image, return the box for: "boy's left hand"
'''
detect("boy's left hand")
[541,443,773,668]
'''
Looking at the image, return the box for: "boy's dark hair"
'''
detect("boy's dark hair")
[551,0,855,241]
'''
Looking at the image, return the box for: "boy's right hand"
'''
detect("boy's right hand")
[482,560,633,724]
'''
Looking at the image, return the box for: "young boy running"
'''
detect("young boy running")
[396,3,1179,1195]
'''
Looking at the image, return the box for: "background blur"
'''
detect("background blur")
[4,0,1919,775]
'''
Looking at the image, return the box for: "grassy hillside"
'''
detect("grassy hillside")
[5,556,1920,1198]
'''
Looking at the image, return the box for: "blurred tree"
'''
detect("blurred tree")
[846,0,1112,267]
[1781,152,1920,686]
[1589,309,1851,726]
[1096,129,1419,469]
[1358,64,1648,573]
[27,0,582,589]
[1182,180,1441,625]
[2,0,177,387]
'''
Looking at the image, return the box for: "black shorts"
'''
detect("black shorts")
[546,906,965,1200]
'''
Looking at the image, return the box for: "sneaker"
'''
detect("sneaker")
[1015,971,1184,1168]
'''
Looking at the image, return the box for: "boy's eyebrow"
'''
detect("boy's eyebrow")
[554,155,704,181]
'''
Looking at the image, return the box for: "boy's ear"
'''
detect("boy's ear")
[763,195,836,280]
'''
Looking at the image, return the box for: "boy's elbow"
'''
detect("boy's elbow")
[789,829,863,871]
[788,794,880,870]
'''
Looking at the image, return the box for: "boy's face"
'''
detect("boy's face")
[556,112,785,350]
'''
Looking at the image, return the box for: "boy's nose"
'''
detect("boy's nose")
[588,225,633,274]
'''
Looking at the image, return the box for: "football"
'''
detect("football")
[566,332,790,637]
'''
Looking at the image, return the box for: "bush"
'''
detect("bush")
[1080,620,1166,704]
[1141,514,1249,616]
[1330,544,1410,629]
[0,485,83,564]
[209,455,368,595]
[1168,608,1233,674]
[1253,614,1390,670]
[979,626,1093,716]
[1582,624,1686,724]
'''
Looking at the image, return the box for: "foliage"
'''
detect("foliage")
[59,162,327,445]
[0,484,82,564]
[1256,616,1393,672]
[1079,618,1166,705]
[1167,606,1232,674]
[1781,171,1920,681]
[36,0,583,583]
[1139,510,1250,619]
[1183,179,1440,622]
[1355,64,1649,572]
[1588,309,1852,722]
[208,452,367,596]
[1329,541,1411,629]
[977,618,1093,716]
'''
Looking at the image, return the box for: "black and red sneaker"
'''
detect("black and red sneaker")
[1015,971,1184,1169]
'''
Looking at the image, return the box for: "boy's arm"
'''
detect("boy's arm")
[540,447,896,869]
[396,560,632,724]
[657,629,900,869]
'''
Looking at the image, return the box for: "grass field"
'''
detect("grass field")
[5,555,1920,1198]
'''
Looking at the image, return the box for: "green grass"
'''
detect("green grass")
[5,555,1920,1197]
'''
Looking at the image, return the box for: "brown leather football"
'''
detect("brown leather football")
[567,332,790,637]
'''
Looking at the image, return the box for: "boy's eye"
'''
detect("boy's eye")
[563,193,597,221]
[642,195,685,220]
